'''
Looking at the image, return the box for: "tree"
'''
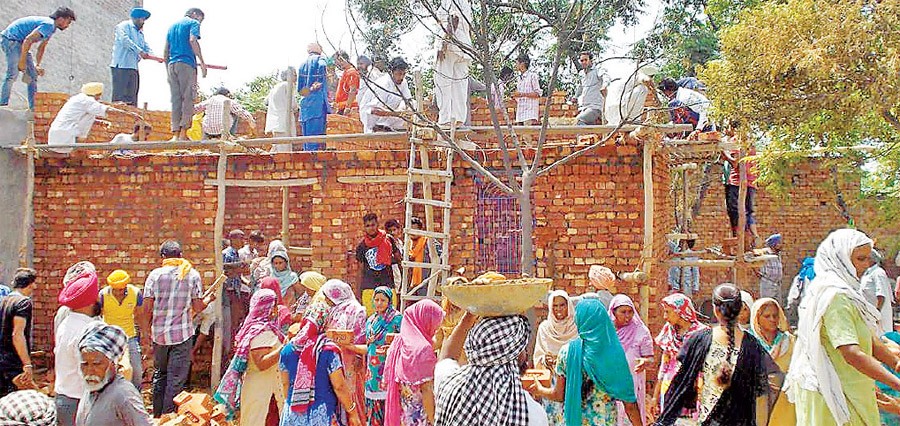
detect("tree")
[632,0,761,77]
[233,71,280,113]
[699,0,900,217]
[346,0,668,278]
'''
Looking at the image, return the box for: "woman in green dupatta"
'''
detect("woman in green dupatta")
[530,298,644,425]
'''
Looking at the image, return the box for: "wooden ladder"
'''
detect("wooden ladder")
[400,71,455,309]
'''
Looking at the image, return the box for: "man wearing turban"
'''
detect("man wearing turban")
[47,82,139,153]
[99,269,146,390]
[54,267,100,426]
[75,321,152,425]
[759,233,784,303]
[110,7,162,105]
[297,42,330,150]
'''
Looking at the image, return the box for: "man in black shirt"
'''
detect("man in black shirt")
[0,268,37,398]
[355,212,401,313]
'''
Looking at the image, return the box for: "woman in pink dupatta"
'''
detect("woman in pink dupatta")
[213,289,285,424]
[323,279,368,422]
[383,299,445,426]
[608,294,654,426]
[259,277,292,333]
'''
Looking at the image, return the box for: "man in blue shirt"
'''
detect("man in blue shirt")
[1,7,76,109]
[164,8,207,141]
[110,8,162,106]
[297,42,330,150]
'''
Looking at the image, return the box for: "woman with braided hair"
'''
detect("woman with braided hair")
[653,284,781,426]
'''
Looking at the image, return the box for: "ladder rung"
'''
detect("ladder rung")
[406,197,451,209]
[408,168,452,178]
[402,261,451,270]
[407,228,449,239]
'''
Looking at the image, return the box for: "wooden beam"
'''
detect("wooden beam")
[203,178,318,188]
[210,146,227,390]
[736,145,748,284]
[281,187,290,247]
[668,259,736,268]
[640,139,654,321]
[287,246,313,256]
[19,120,35,268]
[337,175,445,184]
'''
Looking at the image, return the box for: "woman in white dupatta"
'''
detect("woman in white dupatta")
[785,229,900,425]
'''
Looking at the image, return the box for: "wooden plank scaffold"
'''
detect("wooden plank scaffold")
[399,71,454,309]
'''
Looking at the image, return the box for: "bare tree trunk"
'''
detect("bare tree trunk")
[520,172,535,276]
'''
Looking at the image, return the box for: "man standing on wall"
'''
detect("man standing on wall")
[574,52,609,125]
[298,42,330,150]
[434,0,473,128]
[0,7,76,109]
[0,269,37,399]
[333,51,360,116]
[110,7,162,106]
[165,8,207,141]
[144,241,214,416]
[355,213,401,310]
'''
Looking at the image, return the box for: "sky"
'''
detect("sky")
[137,0,664,110]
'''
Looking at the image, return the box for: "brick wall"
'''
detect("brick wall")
[25,91,899,370]
[0,0,137,108]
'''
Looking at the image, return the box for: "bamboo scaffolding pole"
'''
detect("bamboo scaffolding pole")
[210,146,227,389]
[18,120,35,268]
[640,139,654,321]
[20,124,696,152]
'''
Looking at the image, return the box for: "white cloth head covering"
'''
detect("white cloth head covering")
[784,228,879,425]
[533,290,578,368]
[740,290,754,311]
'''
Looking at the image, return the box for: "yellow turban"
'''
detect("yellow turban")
[81,82,104,96]
[299,271,326,292]
[106,269,131,289]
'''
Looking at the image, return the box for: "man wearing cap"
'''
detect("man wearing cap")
[297,42,330,149]
[99,270,146,390]
[111,7,163,106]
[144,240,214,416]
[758,233,784,303]
[47,82,139,153]
[75,321,152,426]
[165,8,207,141]
[0,268,37,399]
[0,7,76,109]
[54,269,100,426]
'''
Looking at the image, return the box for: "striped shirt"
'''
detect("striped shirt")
[144,266,202,345]
[515,70,540,123]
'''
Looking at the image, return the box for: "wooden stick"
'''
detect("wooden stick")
[640,138,654,321]
[145,55,227,70]
[210,146,227,390]
[736,145,748,285]
[18,120,35,268]
[202,274,227,300]
[282,186,290,247]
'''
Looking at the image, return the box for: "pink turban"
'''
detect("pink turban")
[588,265,615,289]
[58,272,99,309]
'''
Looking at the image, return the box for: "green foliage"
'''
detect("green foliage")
[232,71,280,113]
[700,0,900,217]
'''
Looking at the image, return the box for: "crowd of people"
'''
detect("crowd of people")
[0,223,898,426]
[3,5,718,153]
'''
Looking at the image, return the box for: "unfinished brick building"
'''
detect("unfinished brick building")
[2,91,889,381]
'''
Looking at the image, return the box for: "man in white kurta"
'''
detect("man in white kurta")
[360,57,414,132]
[48,82,132,153]
[264,68,297,136]
[434,0,473,127]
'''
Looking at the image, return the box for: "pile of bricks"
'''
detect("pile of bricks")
[33,92,175,142]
